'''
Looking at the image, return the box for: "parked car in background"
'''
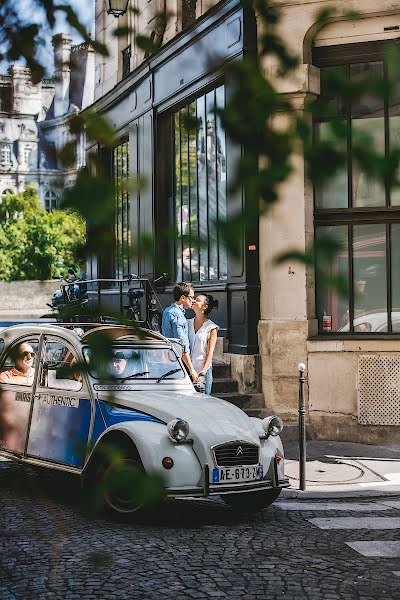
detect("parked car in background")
[339,310,400,333]
[0,323,289,516]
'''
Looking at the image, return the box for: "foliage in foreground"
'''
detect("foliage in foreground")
[0,186,85,281]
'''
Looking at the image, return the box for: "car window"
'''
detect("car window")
[83,345,185,381]
[40,340,83,392]
[0,338,39,387]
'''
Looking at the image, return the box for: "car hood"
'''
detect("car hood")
[100,390,261,451]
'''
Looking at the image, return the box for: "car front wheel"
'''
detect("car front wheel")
[101,457,144,516]
[222,489,281,512]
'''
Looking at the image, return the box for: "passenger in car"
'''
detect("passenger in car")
[112,351,128,377]
[0,343,35,386]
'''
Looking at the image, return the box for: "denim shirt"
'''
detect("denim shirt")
[161,303,190,353]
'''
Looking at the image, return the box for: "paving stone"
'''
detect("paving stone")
[1,461,400,599]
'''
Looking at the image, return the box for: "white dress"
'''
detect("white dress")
[188,318,219,373]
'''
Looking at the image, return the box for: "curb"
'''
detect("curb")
[281,487,400,500]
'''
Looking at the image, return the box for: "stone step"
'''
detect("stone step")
[212,377,238,393]
[212,362,231,378]
[214,392,265,411]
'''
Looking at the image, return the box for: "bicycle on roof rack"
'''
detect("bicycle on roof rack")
[46,273,166,331]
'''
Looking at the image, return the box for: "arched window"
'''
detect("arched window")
[45,190,57,212]
[1,188,14,198]
[0,145,11,165]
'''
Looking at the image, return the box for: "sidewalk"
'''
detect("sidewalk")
[282,440,400,499]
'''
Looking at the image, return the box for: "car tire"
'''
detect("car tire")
[101,457,144,516]
[222,489,281,512]
[84,446,146,519]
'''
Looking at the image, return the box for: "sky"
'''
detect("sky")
[55,0,95,41]
[1,0,95,75]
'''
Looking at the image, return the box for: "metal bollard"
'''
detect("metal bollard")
[298,362,306,491]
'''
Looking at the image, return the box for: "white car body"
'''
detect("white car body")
[0,323,289,512]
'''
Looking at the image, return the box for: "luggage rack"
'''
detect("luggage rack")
[57,274,165,330]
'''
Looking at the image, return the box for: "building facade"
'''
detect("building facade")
[90,0,400,443]
[0,35,94,209]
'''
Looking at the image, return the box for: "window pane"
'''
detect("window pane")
[179,108,190,280]
[216,85,227,280]
[113,140,130,278]
[315,122,348,209]
[353,224,387,332]
[316,226,349,332]
[391,224,400,327]
[197,95,208,280]
[173,88,227,282]
[174,111,183,281]
[206,91,218,280]
[351,63,385,208]
[315,66,348,209]
[388,60,400,206]
[188,101,199,281]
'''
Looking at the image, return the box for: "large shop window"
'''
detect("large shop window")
[173,85,227,282]
[314,49,400,334]
[113,139,130,279]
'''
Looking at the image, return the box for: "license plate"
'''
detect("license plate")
[212,464,263,484]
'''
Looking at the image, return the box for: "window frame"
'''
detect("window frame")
[313,41,400,336]
[112,136,130,279]
[166,82,228,284]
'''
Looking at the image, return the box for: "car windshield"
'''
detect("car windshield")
[83,345,186,381]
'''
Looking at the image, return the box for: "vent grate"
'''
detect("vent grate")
[358,355,400,425]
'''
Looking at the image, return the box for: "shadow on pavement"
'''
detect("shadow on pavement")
[0,461,274,529]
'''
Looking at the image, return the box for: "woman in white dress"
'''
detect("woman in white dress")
[188,294,219,395]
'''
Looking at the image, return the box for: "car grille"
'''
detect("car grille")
[213,442,259,466]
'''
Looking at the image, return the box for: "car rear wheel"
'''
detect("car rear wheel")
[222,489,281,512]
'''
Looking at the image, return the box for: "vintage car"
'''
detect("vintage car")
[0,323,289,515]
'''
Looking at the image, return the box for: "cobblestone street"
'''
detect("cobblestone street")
[1,460,400,600]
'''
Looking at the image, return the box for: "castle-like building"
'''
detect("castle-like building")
[0,34,94,210]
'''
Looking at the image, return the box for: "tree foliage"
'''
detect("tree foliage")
[0,186,85,281]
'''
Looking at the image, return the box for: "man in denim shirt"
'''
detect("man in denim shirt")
[162,282,198,382]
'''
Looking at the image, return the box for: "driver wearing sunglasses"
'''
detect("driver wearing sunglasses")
[0,343,36,386]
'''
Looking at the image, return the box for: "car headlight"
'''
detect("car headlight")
[262,415,283,437]
[167,418,190,442]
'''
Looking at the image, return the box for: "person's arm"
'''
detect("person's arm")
[199,328,218,375]
[171,314,198,381]
[182,352,198,382]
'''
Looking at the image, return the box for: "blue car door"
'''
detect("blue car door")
[26,338,92,468]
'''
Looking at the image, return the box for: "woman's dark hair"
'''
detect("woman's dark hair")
[203,294,218,316]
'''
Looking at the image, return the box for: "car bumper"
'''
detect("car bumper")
[166,477,290,498]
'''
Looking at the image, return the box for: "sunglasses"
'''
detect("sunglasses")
[20,351,35,358]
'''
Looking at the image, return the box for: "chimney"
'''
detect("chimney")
[52,33,72,117]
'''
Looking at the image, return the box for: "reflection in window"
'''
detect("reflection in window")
[316,226,349,333]
[113,139,130,278]
[173,86,227,282]
[42,341,82,391]
[182,0,197,29]
[353,224,387,330]
[351,63,385,208]
[314,52,400,334]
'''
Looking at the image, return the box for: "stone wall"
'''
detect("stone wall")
[0,280,60,318]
